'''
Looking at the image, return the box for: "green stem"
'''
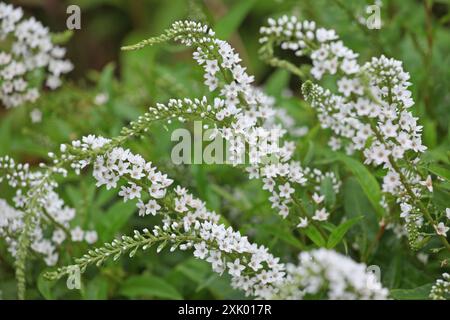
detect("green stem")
[369,122,450,251]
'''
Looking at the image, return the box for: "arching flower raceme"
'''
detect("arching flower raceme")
[259,15,449,252]
[259,15,359,80]
[123,21,341,227]
[0,156,96,267]
[45,134,386,299]
[5,15,446,301]
[38,20,387,300]
[272,249,388,300]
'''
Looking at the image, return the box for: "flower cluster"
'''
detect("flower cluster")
[3,12,448,301]
[0,2,72,108]
[124,21,341,227]
[261,15,449,249]
[430,273,450,300]
[35,124,353,300]
[259,15,359,80]
[273,249,388,299]
[46,150,384,299]
[52,134,290,299]
[39,21,389,300]
[301,60,442,245]
[0,156,96,266]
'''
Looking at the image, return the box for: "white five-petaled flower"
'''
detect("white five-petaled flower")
[30,108,42,123]
[227,258,245,277]
[262,178,275,192]
[279,182,294,198]
[137,199,161,216]
[420,175,433,192]
[71,226,84,242]
[297,217,308,228]
[312,208,329,221]
[193,241,208,259]
[52,229,66,244]
[434,222,449,237]
[312,193,324,204]
[84,230,98,244]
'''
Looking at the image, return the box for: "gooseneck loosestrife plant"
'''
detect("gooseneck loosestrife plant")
[0,9,449,300]
[0,3,72,109]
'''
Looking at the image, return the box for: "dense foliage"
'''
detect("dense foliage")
[0,0,449,300]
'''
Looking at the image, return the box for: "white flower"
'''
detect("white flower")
[52,229,66,244]
[30,108,42,123]
[262,178,275,192]
[227,258,245,277]
[149,185,166,199]
[337,77,354,97]
[297,217,308,228]
[312,208,329,221]
[137,199,161,216]
[206,250,223,271]
[446,208,450,220]
[84,230,98,244]
[0,2,72,108]
[312,193,324,204]
[434,222,449,237]
[420,175,433,192]
[279,182,294,198]
[246,166,259,179]
[94,92,109,105]
[400,203,412,219]
[379,120,398,138]
[383,171,400,193]
[371,144,390,166]
[193,241,208,259]
[71,226,84,242]
[278,204,289,218]
[205,60,219,75]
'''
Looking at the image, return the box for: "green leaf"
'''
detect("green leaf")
[172,258,237,298]
[327,216,363,249]
[210,184,251,211]
[37,272,54,300]
[427,164,450,181]
[214,0,257,39]
[97,200,137,241]
[51,30,73,44]
[174,258,211,285]
[336,153,385,220]
[343,178,378,258]
[264,69,290,97]
[304,225,326,247]
[423,118,437,149]
[303,140,316,166]
[390,284,433,300]
[83,276,109,300]
[260,224,305,249]
[0,115,12,155]
[120,275,183,300]
[320,176,336,207]
[98,62,115,94]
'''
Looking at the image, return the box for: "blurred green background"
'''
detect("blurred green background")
[0,0,449,299]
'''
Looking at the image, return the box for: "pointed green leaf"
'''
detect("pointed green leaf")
[120,275,182,300]
[327,216,363,249]
[304,225,326,247]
